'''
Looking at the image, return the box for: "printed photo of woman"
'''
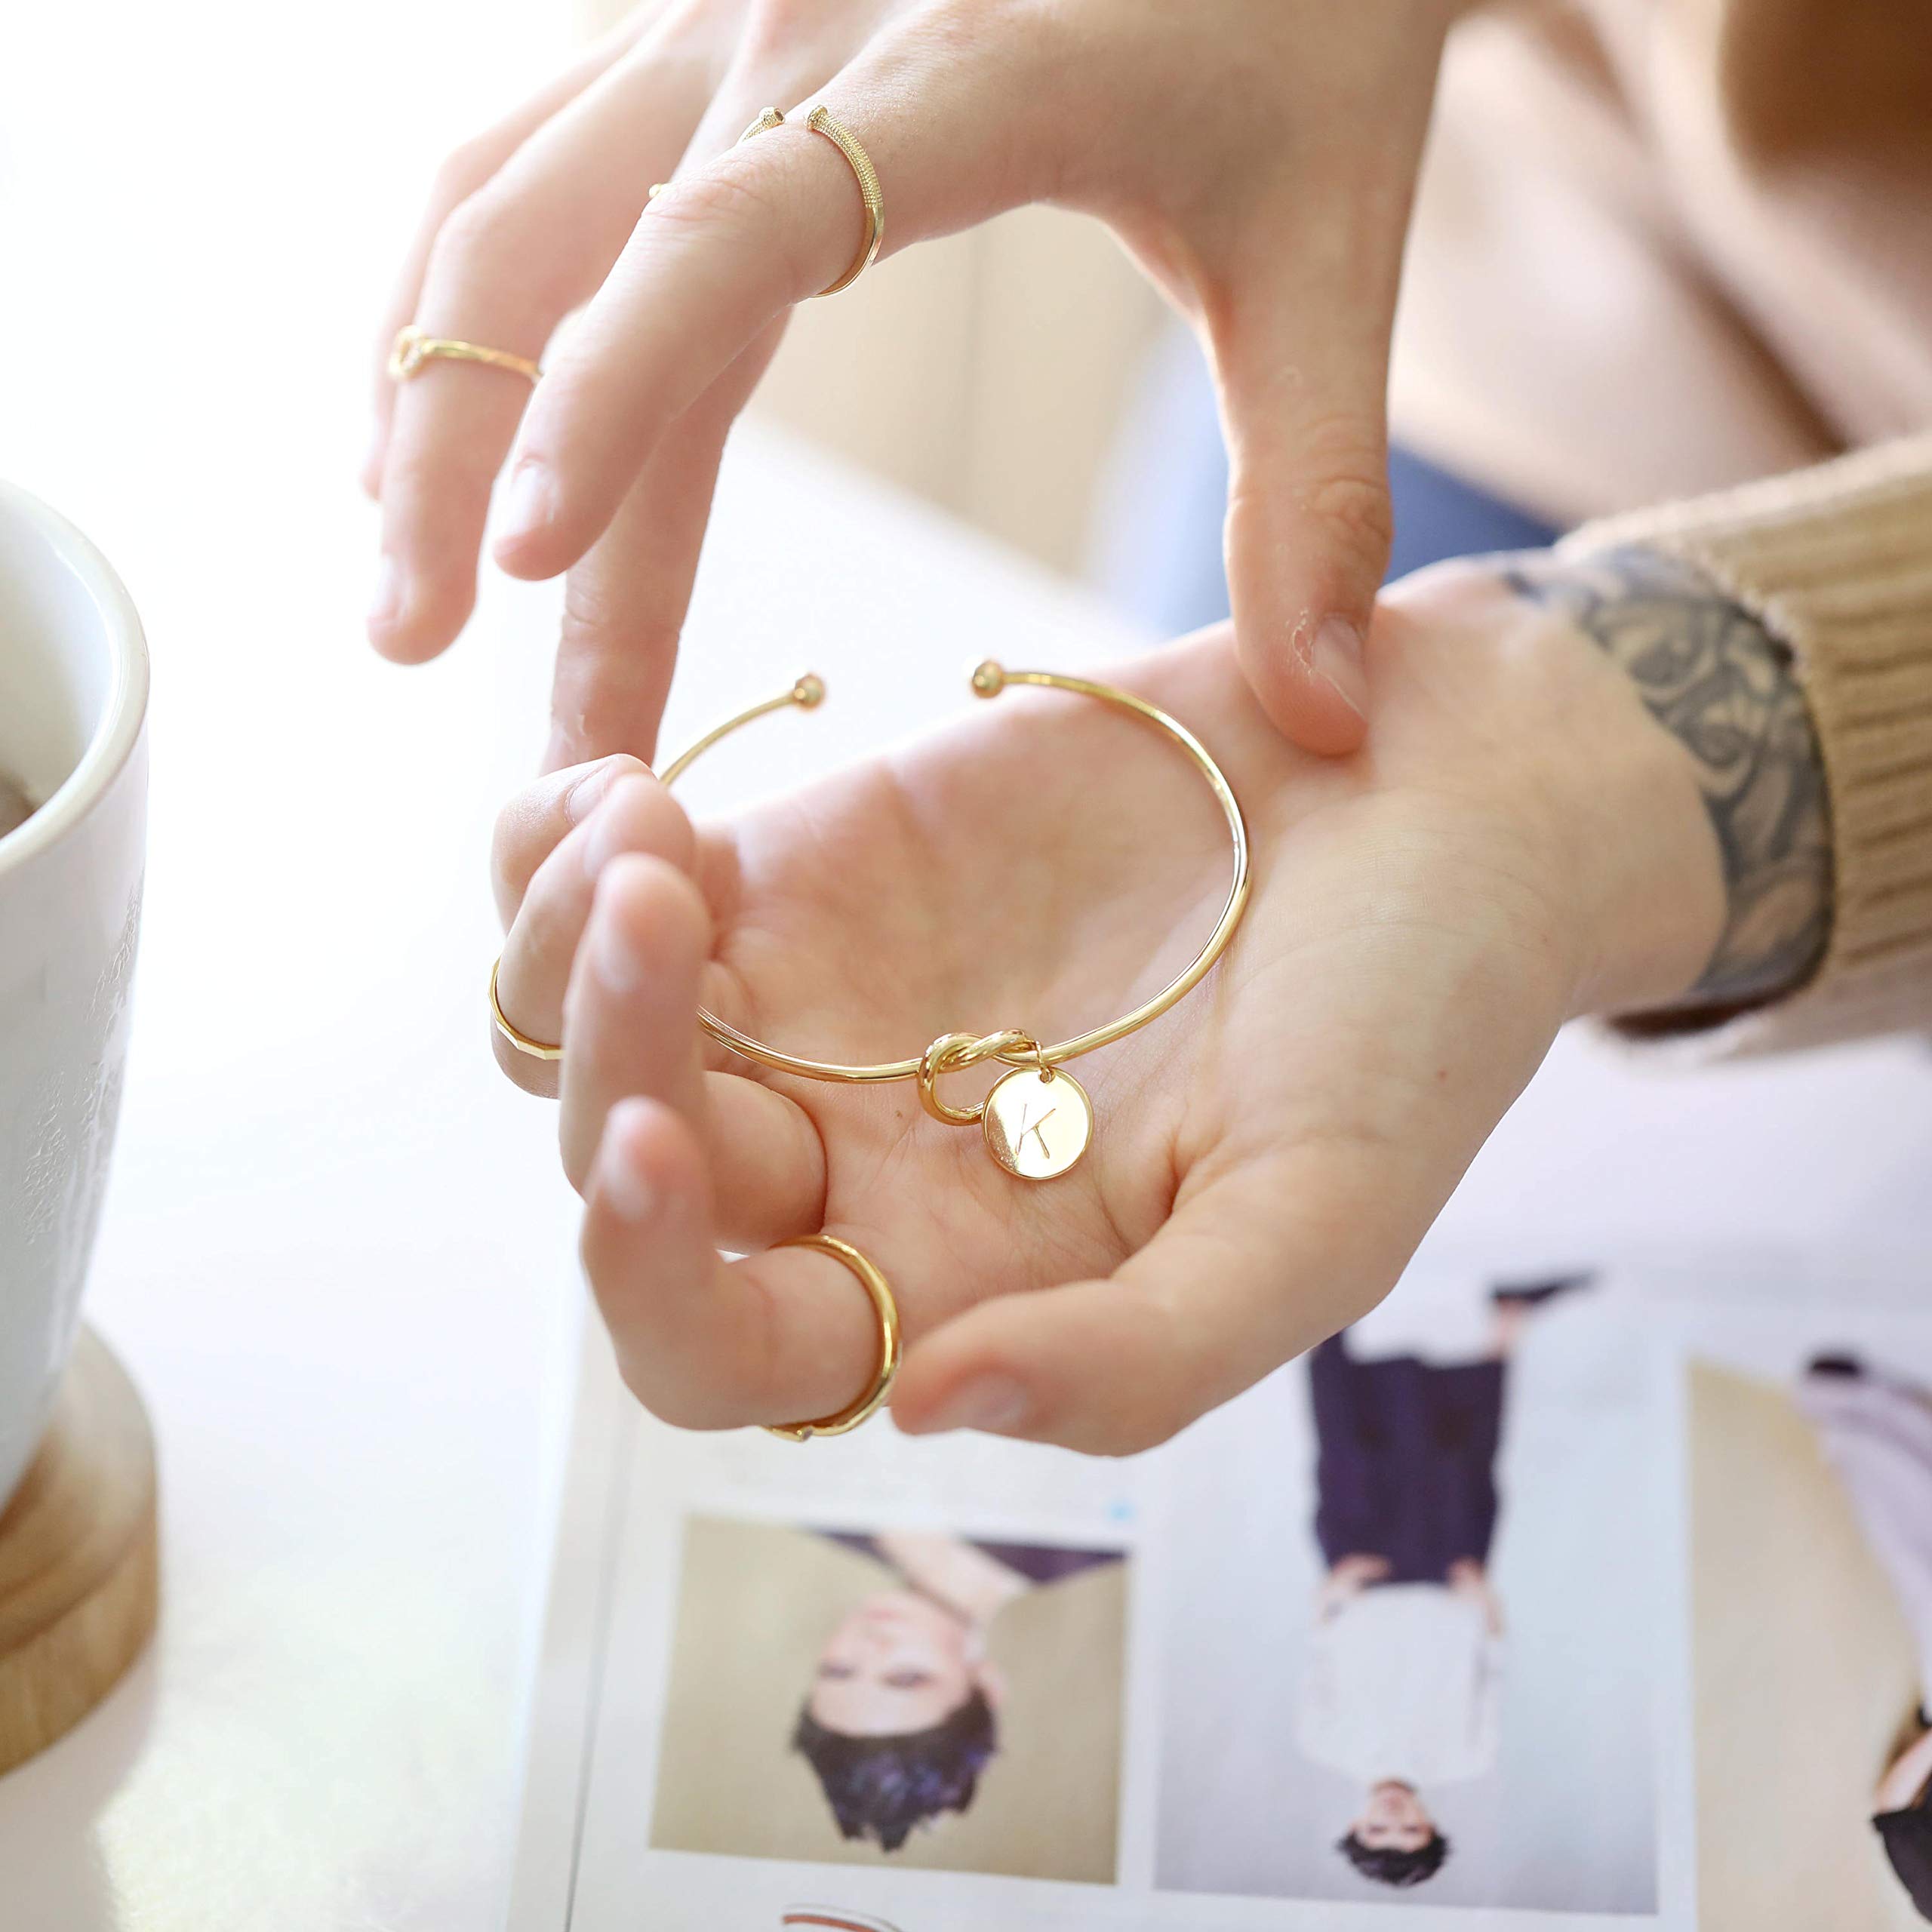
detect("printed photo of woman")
[650,1515,1127,1881]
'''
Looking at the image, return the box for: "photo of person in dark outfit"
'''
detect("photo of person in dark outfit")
[1299,1280,1590,1890]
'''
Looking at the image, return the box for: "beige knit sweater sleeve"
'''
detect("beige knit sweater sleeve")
[1561,434,1932,1054]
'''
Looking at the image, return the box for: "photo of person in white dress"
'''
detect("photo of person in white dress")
[1297,1280,1588,1888]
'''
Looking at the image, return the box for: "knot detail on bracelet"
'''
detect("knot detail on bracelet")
[916,1030,1094,1180]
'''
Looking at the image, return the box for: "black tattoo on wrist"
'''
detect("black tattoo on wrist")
[1507,544,1832,1010]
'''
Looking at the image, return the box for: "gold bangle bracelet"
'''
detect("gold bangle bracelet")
[660,660,1250,1180]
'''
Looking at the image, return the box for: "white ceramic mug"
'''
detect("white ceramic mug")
[0,482,148,1512]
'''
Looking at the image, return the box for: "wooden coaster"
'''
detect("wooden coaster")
[0,1326,158,1777]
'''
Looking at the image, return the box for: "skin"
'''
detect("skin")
[807,1535,1019,1736]
[485,559,1738,1451]
[1878,1723,1932,1817]
[1352,1780,1435,1854]
[367,0,1470,762]
[808,1588,983,1737]
[872,1532,1027,1628]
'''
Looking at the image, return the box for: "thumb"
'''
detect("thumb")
[1217,325,1392,756]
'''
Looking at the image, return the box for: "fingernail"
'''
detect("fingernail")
[501,461,555,546]
[912,1374,1029,1437]
[597,1121,656,1222]
[566,756,637,826]
[368,554,405,630]
[1309,615,1368,718]
[592,903,643,992]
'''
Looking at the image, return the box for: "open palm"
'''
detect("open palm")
[491,583,1710,1451]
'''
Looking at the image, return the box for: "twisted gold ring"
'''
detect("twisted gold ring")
[800,106,884,296]
[660,661,1250,1182]
[766,1234,902,1441]
[389,326,541,386]
[647,104,882,297]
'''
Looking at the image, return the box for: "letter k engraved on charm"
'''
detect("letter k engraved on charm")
[1010,1094,1059,1160]
[982,1066,1094,1180]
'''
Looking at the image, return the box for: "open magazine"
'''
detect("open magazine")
[508,1029,1932,1932]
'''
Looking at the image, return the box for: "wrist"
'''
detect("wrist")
[1377,561,1729,1022]
[1506,545,1834,1023]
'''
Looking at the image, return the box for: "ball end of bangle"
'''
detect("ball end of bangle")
[971,660,1005,698]
[792,673,826,709]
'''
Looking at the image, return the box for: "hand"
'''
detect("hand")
[488,564,1724,1453]
[369,0,1463,764]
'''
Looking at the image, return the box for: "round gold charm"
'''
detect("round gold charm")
[982,1066,1093,1180]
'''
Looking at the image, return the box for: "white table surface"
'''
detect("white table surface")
[9,5,1932,1928]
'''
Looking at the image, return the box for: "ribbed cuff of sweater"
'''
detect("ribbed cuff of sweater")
[1561,433,1932,1056]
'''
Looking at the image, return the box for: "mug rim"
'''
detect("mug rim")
[0,481,150,880]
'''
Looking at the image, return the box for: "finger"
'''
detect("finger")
[1209,195,1416,758]
[582,1097,879,1431]
[493,23,1043,579]
[892,1156,1414,1457]
[371,12,736,664]
[364,10,655,497]
[539,22,888,765]
[543,324,782,769]
[491,771,694,1096]
[489,752,652,927]
[559,851,826,1237]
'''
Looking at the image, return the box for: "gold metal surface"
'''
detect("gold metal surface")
[983,1065,1093,1180]
[642,106,880,299]
[488,956,562,1061]
[803,106,883,297]
[764,1234,902,1441]
[387,326,540,386]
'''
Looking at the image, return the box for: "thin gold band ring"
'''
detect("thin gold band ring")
[389,326,541,386]
[489,957,561,1061]
[765,1235,903,1441]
